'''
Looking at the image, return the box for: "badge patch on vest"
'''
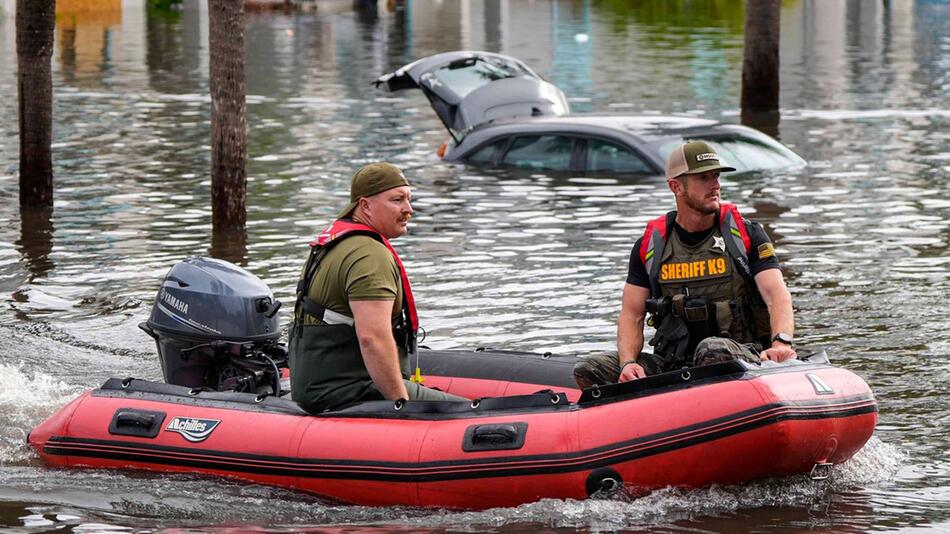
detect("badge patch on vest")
[713,236,726,252]
[660,258,729,282]
[757,242,775,259]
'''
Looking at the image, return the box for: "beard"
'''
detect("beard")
[683,190,720,215]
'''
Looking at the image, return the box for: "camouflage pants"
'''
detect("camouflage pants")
[572,351,666,389]
[572,337,761,388]
[692,337,762,367]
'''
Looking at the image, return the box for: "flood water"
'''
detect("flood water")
[1,0,948,531]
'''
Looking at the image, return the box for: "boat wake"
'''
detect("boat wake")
[0,363,84,464]
[1,435,902,531]
[397,436,903,530]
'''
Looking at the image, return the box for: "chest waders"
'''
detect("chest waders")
[639,204,772,372]
[288,220,417,413]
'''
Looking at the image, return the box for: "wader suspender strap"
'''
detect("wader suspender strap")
[295,221,418,351]
[294,245,360,329]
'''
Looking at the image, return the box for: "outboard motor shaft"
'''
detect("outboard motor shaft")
[140,257,285,394]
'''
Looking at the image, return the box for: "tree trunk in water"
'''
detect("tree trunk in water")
[740,0,781,137]
[16,0,56,207]
[209,0,247,229]
[17,206,55,280]
[210,225,248,266]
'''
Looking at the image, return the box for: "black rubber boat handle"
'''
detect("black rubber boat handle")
[462,422,528,452]
[473,425,518,444]
[116,412,155,429]
[109,408,166,438]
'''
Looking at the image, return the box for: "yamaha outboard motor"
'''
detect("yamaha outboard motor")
[140,257,286,395]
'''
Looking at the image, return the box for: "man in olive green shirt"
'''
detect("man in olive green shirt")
[289,162,465,412]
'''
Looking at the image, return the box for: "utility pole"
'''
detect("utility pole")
[16,0,56,207]
[208,0,247,229]
[740,0,781,136]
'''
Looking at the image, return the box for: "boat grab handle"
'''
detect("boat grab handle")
[462,422,528,452]
[109,408,166,438]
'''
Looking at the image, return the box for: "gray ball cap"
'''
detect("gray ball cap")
[337,162,410,219]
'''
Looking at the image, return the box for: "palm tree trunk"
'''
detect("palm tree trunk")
[209,0,247,228]
[741,0,781,135]
[16,0,56,207]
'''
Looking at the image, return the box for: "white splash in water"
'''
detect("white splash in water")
[830,435,904,485]
[0,436,903,530]
[391,435,902,530]
[19,514,54,528]
[0,362,84,464]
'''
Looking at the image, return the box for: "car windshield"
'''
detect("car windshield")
[432,58,532,99]
[656,137,804,173]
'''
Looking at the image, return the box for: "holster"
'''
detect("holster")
[714,300,733,337]
[392,316,417,356]
[648,313,690,369]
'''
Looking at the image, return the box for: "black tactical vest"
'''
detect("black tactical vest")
[656,225,763,357]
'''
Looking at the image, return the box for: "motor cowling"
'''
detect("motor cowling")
[141,257,283,390]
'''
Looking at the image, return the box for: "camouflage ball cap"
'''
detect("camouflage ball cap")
[337,162,411,219]
[665,140,736,180]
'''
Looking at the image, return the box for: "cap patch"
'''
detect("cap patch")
[696,153,719,162]
[757,242,775,259]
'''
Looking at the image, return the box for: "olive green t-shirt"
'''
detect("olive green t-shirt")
[302,235,402,324]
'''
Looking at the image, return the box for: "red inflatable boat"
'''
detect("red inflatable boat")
[29,348,876,509]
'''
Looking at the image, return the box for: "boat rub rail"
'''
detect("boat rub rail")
[93,350,851,420]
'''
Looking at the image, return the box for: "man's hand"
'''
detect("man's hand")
[618,361,647,382]
[760,346,797,362]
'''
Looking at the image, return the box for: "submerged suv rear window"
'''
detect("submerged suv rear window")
[433,59,533,99]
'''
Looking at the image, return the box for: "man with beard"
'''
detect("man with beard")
[290,162,466,413]
[574,141,797,387]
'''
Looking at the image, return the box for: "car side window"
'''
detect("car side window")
[585,139,652,173]
[466,139,508,165]
[501,135,574,170]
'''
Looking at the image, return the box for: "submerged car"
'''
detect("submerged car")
[374,51,806,174]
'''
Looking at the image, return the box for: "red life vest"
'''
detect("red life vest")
[308,219,418,333]
[638,203,753,298]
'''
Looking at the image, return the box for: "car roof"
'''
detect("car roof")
[449,113,806,172]
[461,114,739,144]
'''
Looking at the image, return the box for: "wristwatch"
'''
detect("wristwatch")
[771,332,793,347]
